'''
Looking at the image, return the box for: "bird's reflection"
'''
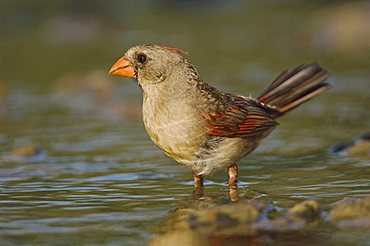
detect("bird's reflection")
[193,186,240,202]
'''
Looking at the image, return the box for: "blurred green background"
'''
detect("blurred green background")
[0,1,369,245]
[1,0,369,89]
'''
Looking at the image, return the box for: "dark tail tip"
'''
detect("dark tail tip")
[258,63,331,118]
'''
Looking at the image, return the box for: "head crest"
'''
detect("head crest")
[159,45,188,55]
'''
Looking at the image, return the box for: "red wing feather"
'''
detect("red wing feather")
[206,99,278,138]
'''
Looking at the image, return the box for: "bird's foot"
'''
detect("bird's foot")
[193,172,204,188]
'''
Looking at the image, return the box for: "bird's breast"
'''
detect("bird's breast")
[142,95,207,164]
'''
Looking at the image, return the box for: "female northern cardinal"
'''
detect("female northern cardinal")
[109,44,331,193]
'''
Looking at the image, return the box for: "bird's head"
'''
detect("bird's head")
[109,44,188,87]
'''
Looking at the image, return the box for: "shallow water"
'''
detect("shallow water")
[0,82,369,245]
[1,1,370,245]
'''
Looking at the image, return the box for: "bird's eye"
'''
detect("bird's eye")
[137,53,147,64]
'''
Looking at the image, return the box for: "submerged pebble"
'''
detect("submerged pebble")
[329,196,370,229]
[331,133,370,158]
[5,144,45,163]
[151,196,370,245]
[288,200,321,222]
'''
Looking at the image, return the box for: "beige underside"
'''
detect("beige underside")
[174,137,259,175]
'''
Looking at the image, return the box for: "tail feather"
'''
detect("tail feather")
[258,63,331,118]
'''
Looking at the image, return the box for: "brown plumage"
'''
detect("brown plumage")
[109,44,331,196]
[258,63,331,118]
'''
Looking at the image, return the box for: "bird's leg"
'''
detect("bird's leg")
[193,172,204,198]
[193,172,204,189]
[228,164,238,187]
[228,164,239,202]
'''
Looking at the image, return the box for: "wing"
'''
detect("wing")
[205,96,278,138]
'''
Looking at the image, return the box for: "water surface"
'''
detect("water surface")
[0,1,369,245]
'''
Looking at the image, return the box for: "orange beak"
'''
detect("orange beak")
[109,56,136,78]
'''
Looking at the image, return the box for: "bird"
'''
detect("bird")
[109,44,331,195]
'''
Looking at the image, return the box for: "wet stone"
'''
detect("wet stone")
[288,200,321,222]
[152,198,331,245]
[331,133,370,159]
[188,200,270,229]
[159,199,272,234]
[329,196,370,229]
[6,144,45,163]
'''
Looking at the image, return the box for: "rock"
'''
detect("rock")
[329,196,370,229]
[150,230,207,246]
[158,199,272,235]
[6,143,45,163]
[288,200,321,222]
[331,133,370,159]
[152,198,328,245]
[187,199,268,229]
